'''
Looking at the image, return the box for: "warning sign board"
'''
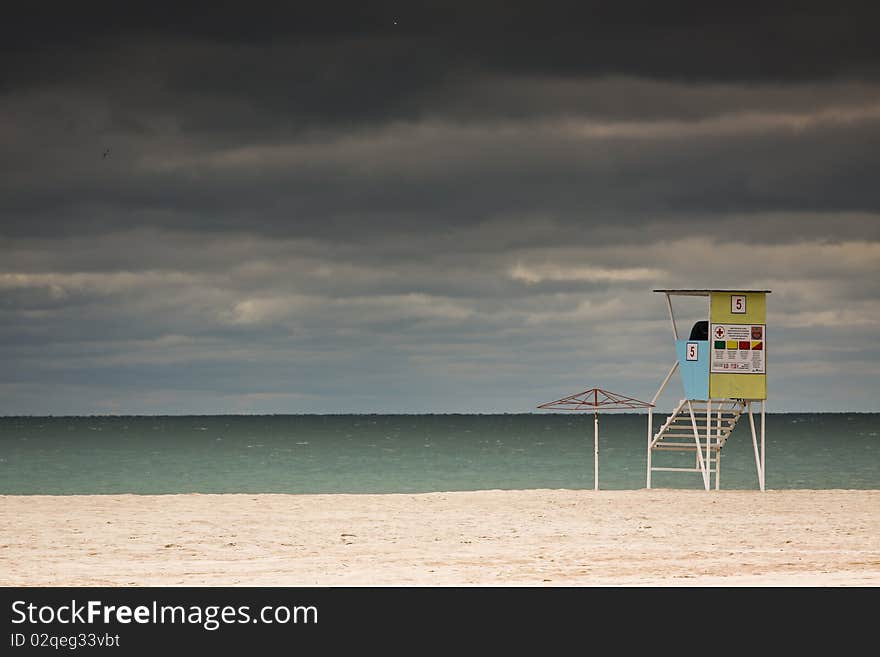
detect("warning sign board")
[710,324,765,374]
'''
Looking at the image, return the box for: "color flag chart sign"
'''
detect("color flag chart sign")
[710,323,765,374]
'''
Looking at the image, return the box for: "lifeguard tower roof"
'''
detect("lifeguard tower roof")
[653,289,771,296]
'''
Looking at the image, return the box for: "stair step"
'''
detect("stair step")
[653,444,722,452]
[669,423,739,428]
[671,412,741,417]
[686,413,743,418]
[650,467,709,473]
[657,431,733,438]
[653,431,730,445]
[652,399,747,453]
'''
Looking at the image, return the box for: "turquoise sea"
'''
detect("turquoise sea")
[0,414,878,494]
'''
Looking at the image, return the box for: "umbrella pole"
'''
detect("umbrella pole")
[594,411,599,491]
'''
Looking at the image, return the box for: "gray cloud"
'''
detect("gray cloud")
[4,102,880,239]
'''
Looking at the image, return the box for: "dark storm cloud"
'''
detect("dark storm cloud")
[4,106,880,240]
[1,126,874,253]
[2,3,879,162]
[5,2,880,84]
[3,2,880,243]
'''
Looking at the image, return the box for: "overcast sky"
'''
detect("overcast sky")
[2,3,879,414]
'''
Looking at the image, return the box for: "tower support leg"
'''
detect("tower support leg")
[686,400,710,491]
[706,400,712,490]
[747,402,765,491]
[646,408,652,489]
[760,400,766,491]
[715,407,722,490]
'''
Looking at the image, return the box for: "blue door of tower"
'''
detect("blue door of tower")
[675,339,709,400]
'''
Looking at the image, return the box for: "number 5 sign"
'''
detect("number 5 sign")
[731,295,746,314]
[686,342,699,361]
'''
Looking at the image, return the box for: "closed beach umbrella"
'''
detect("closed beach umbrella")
[537,388,654,490]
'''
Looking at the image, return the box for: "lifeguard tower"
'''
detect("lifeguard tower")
[647,289,769,491]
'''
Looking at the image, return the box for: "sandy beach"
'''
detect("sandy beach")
[2,489,878,586]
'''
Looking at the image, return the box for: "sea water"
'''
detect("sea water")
[0,414,877,494]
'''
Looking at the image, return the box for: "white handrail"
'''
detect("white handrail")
[647,359,680,490]
[651,361,679,405]
[650,398,687,449]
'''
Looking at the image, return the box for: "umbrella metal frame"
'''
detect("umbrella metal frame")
[537,388,654,490]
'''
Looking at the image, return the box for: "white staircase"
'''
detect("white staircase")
[648,397,747,489]
[651,399,746,452]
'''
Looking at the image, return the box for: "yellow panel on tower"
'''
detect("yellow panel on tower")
[709,291,767,399]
